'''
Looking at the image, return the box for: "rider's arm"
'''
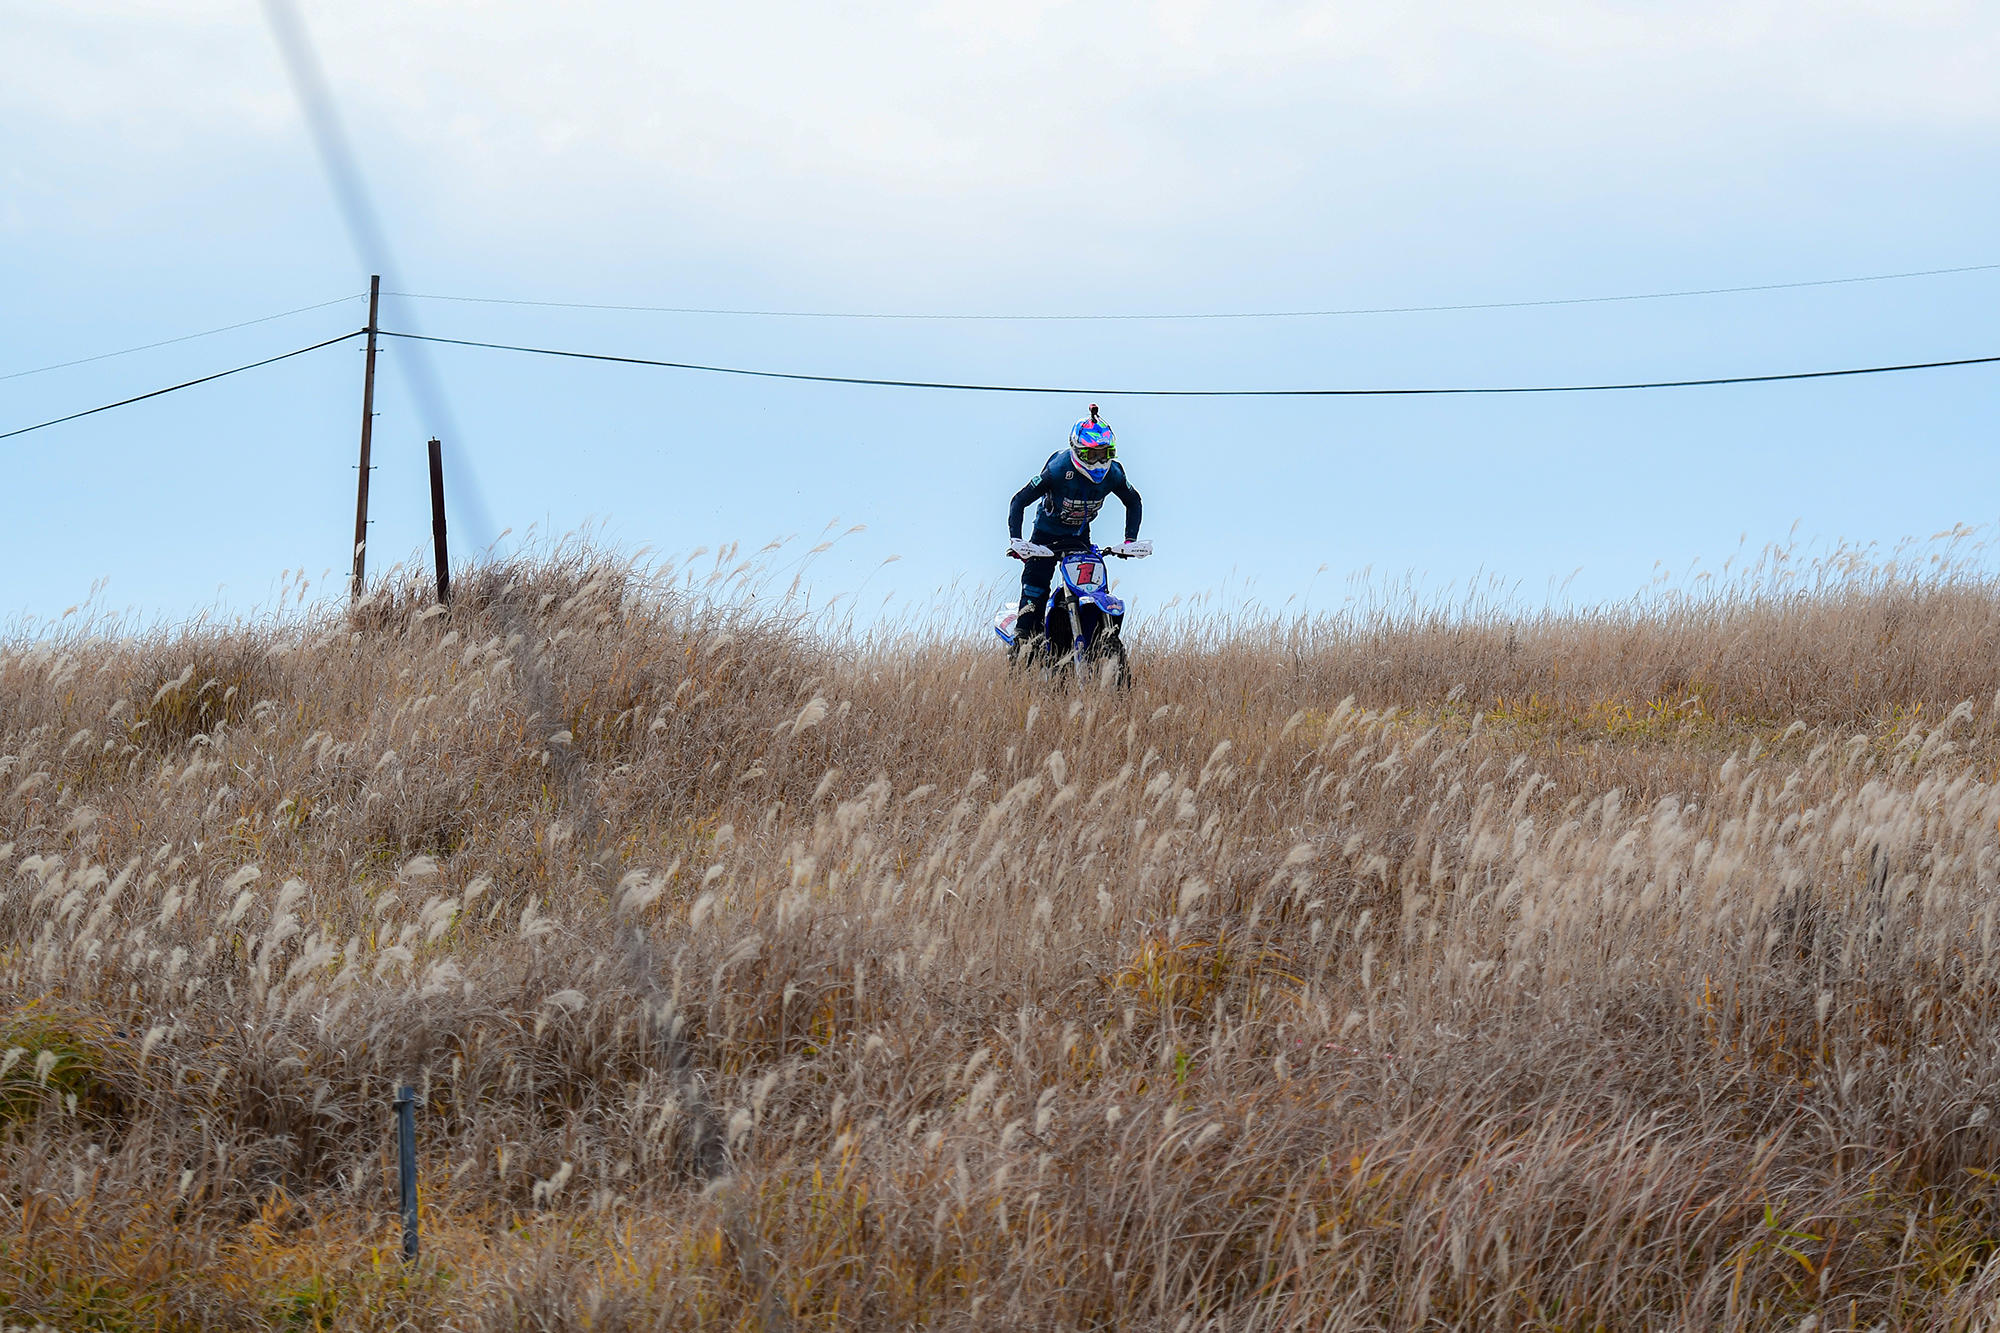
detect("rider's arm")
[1008,475,1049,539]
[1109,471,1142,541]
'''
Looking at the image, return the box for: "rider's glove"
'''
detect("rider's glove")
[1009,538,1055,560]
[1111,539,1153,558]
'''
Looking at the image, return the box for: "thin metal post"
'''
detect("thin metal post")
[350,274,381,602]
[394,1084,418,1262]
[427,437,450,605]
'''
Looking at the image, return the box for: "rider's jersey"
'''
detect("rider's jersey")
[1008,452,1143,543]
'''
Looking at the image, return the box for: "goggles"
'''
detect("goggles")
[1073,441,1115,466]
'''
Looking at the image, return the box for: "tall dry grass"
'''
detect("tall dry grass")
[5,540,2000,1329]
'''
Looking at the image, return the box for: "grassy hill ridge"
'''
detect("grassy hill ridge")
[5,547,2000,1329]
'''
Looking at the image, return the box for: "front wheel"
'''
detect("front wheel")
[1082,634,1130,690]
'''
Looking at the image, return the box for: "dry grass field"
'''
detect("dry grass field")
[6,538,2000,1330]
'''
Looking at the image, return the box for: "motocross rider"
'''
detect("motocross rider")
[1006,404,1151,658]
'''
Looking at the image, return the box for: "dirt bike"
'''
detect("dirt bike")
[994,539,1136,688]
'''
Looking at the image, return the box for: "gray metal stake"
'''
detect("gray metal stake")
[394,1084,418,1262]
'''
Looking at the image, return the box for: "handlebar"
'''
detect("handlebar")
[1006,542,1140,560]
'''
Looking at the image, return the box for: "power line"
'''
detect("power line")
[382,328,2000,398]
[6,318,1988,446]
[387,260,2000,323]
[0,294,365,383]
[0,331,363,442]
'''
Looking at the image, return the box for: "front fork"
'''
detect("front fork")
[1063,596,1123,682]
[1015,595,1119,675]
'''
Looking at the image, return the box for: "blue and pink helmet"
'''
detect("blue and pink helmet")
[1068,404,1116,482]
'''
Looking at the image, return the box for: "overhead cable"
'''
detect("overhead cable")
[0,331,363,442]
[1,294,365,383]
[382,329,2000,398]
[387,260,2000,323]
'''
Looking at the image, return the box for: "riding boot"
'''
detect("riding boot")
[1009,602,1045,667]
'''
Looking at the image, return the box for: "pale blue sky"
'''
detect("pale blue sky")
[4,1,1997,630]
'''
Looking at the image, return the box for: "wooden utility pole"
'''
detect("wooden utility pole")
[350,274,381,601]
[427,436,450,605]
